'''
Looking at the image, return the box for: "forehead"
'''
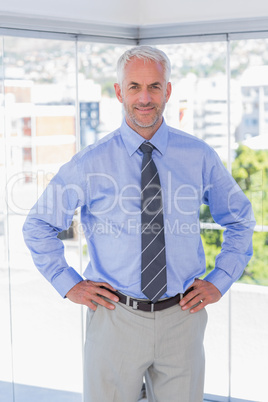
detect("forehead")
[123,57,165,83]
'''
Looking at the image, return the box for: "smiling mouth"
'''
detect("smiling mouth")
[135,106,155,113]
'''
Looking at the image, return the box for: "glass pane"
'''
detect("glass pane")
[230,38,268,402]
[204,296,230,399]
[160,42,228,229]
[0,35,14,402]
[231,39,268,286]
[158,42,228,162]
[4,36,82,401]
[230,281,268,402]
[201,228,230,399]
[77,42,131,148]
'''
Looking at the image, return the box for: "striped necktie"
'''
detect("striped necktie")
[140,142,167,303]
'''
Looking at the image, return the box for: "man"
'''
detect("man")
[23,46,255,402]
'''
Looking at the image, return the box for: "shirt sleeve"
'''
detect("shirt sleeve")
[202,149,256,295]
[22,157,85,297]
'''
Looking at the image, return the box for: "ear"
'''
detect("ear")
[114,83,123,103]
[165,82,172,103]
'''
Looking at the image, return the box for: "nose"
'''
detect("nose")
[139,89,152,104]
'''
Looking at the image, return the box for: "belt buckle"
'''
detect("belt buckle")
[132,300,155,312]
[133,300,138,310]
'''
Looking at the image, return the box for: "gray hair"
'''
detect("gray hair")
[116,45,171,87]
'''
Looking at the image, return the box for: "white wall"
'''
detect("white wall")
[1,0,268,26]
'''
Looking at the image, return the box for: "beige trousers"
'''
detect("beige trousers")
[83,300,207,402]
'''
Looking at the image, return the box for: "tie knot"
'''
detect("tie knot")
[140,142,154,154]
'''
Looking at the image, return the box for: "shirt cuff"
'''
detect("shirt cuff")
[51,267,84,298]
[204,267,234,296]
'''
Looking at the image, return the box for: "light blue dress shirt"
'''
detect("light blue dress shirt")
[23,119,255,299]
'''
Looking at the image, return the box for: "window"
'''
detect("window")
[1,28,267,402]
[0,35,14,401]
[230,38,268,402]
[0,35,131,402]
[1,36,82,401]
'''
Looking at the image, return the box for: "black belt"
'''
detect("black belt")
[103,287,193,312]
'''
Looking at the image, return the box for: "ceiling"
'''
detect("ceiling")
[1,0,268,27]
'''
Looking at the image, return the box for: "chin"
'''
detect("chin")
[134,116,159,128]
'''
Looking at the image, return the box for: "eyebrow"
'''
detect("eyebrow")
[127,81,163,87]
[150,82,162,87]
[128,81,140,87]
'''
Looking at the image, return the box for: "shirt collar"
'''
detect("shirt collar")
[120,118,169,156]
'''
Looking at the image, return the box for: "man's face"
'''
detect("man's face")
[114,57,171,138]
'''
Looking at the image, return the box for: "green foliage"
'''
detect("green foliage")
[232,145,268,191]
[102,80,116,97]
[200,144,268,286]
[201,229,223,277]
[242,232,268,285]
[232,145,268,226]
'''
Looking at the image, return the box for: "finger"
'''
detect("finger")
[87,300,98,311]
[95,287,119,303]
[189,300,206,314]
[82,293,116,311]
[82,282,118,310]
[95,281,118,292]
[85,281,118,300]
[181,295,203,311]
[90,294,117,310]
[179,288,200,307]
